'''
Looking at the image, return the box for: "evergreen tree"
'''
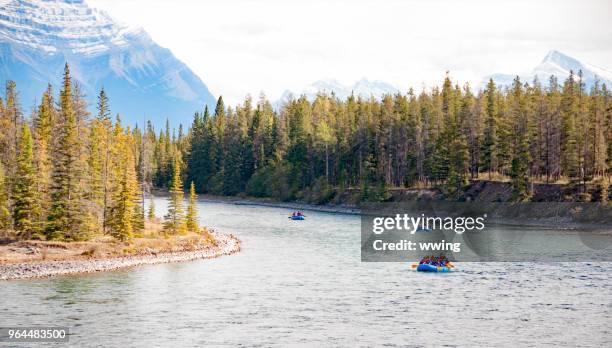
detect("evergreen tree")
[481,79,498,178]
[2,80,22,178]
[12,124,39,238]
[164,157,186,234]
[92,88,114,233]
[509,77,532,201]
[33,85,55,230]
[560,71,580,178]
[46,63,89,241]
[186,181,198,232]
[147,198,156,221]
[0,162,10,236]
[108,128,140,241]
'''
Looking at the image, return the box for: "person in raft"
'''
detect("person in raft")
[419,255,449,267]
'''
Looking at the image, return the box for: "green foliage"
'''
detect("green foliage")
[594,177,609,203]
[147,198,156,220]
[509,77,533,202]
[0,66,610,242]
[12,124,40,238]
[46,63,89,241]
[108,126,142,241]
[186,181,198,232]
[33,84,55,229]
[0,162,10,234]
[179,74,609,204]
[164,157,186,235]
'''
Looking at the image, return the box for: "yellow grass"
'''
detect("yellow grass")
[0,224,216,264]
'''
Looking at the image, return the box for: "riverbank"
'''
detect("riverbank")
[0,231,241,281]
[150,189,361,215]
[206,194,361,215]
[195,193,611,231]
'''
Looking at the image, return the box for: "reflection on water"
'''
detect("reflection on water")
[0,198,610,347]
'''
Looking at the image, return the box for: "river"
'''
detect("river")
[1,198,610,347]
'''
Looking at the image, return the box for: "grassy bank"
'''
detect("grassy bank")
[0,229,240,281]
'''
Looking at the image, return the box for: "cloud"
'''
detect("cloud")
[88,0,612,104]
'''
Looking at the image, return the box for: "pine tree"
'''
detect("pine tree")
[46,63,89,241]
[2,80,22,178]
[33,85,55,231]
[510,137,532,201]
[93,88,114,233]
[88,123,104,230]
[12,124,40,239]
[185,181,199,232]
[560,71,580,179]
[509,77,532,201]
[164,157,186,234]
[187,110,208,192]
[0,161,11,237]
[481,79,498,179]
[147,198,156,221]
[315,119,334,183]
[108,129,140,241]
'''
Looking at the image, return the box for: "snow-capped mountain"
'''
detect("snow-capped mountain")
[0,0,215,127]
[278,78,399,107]
[485,50,612,90]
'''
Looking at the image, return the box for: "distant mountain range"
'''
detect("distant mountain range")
[280,51,612,107]
[0,0,215,128]
[277,78,399,107]
[1,2,610,126]
[485,50,612,90]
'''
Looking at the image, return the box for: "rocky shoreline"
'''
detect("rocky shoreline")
[0,232,241,281]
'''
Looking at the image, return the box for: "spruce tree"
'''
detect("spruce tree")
[94,88,114,233]
[0,162,10,237]
[108,129,140,241]
[3,80,22,178]
[481,79,498,179]
[509,77,532,201]
[164,157,186,234]
[33,85,55,230]
[186,181,198,232]
[560,72,580,178]
[47,63,88,241]
[511,133,532,201]
[88,122,104,230]
[12,124,40,239]
[147,198,156,221]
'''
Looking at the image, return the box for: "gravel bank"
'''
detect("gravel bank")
[0,232,241,281]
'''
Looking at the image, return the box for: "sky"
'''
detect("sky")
[88,0,612,105]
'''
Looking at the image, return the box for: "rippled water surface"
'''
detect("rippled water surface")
[1,198,611,347]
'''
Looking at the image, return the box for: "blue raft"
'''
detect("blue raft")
[290,215,305,220]
[416,264,452,273]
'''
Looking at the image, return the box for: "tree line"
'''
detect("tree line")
[184,73,610,203]
[0,64,199,241]
[1,66,610,241]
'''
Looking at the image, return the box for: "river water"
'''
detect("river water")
[1,198,610,347]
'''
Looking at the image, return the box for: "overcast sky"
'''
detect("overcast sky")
[89,0,612,105]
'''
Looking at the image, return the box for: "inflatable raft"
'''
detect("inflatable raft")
[416,264,452,272]
[290,215,305,220]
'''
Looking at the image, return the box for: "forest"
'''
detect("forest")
[183,72,610,203]
[0,64,610,242]
[0,64,199,242]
